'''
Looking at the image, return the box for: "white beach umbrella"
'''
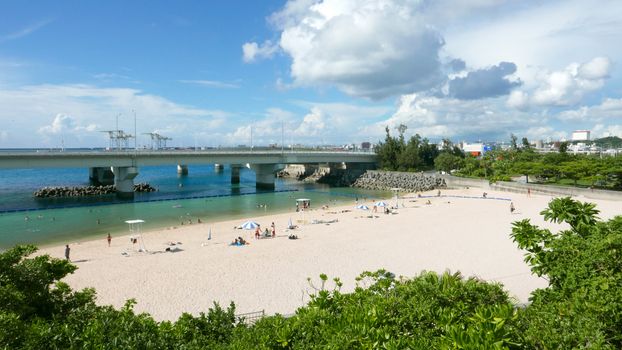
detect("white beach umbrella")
[355,204,369,210]
[374,201,388,207]
[240,220,260,230]
[288,217,293,228]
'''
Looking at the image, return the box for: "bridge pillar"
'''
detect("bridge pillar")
[231,165,241,184]
[113,166,138,198]
[250,164,284,190]
[177,164,188,175]
[89,167,114,185]
[214,163,224,172]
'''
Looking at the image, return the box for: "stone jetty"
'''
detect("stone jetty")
[352,170,446,192]
[34,183,156,198]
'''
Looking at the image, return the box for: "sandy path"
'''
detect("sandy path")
[41,188,621,321]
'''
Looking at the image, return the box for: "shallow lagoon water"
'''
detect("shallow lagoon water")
[0,165,386,248]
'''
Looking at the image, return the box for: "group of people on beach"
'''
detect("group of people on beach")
[254,222,276,239]
[231,237,249,246]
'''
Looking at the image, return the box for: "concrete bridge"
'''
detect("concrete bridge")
[0,150,377,197]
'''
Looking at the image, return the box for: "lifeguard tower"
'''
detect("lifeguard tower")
[296,198,311,224]
[125,219,147,252]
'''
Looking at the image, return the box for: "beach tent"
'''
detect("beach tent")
[240,220,260,230]
[355,204,369,210]
[374,201,388,207]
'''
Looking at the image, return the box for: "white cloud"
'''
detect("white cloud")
[507,57,613,108]
[226,102,391,145]
[294,107,326,136]
[525,126,567,142]
[557,97,622,122]
[371,93,546,141]
[0,19,53,42]
[266,0,445,99]
[38,113,77,135]
[444,0,622,71]
[242,40,279,62]
[592,123,622,138]
[0,84,230,148]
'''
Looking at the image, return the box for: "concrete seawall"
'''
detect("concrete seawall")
[441,175,622,201]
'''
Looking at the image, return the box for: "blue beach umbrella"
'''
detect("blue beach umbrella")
[374,201,388,207]
[240,221,260,230]
[355,204,369,210]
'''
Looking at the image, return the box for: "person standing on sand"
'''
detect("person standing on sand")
[510,202,515,214]
[64,245,70,261]
[107,233,111,247]
[271,222,276,237]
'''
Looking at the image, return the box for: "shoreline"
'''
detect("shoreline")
[4,187,389,250]
[39,187,621,321]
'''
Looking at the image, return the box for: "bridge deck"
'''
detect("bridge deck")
[0,150,377,169]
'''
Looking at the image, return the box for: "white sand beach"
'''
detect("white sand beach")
[40,188,621,321]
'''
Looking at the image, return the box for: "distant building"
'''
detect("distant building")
[360,142,371,150]
[462,143,485,157]
[572,130,591,141]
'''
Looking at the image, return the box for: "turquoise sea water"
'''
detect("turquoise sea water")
[0,164,386,249]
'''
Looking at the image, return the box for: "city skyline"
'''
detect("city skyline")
[1,0,622,148]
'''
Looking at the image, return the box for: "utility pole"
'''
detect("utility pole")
[281,121,284,154]
[133,109,137,151]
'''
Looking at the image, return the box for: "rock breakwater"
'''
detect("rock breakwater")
[352,171,445,192]
[34,183,156,198]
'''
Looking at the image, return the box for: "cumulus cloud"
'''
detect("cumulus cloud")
[370,93,546,141]
[592,123,622,138]
[0,84,229,147]
[39,113,78,135]
[227,102,391,145]
[261,0,446,99]
[294,107,326,136]
[448,62,521,100]
[242,40,279,62]
[509,57,613,108]
[557,97,622,122]
[525,126,567,142]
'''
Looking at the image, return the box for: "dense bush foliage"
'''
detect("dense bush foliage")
[374,127,622,189]
[1,198,620,348]
[455,147,622,189]
[511,197,622,348]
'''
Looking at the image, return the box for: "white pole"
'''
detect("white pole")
[133,110,137,150]
[281,122,284,154]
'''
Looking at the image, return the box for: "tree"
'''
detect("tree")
[510,134,518,151]
[521,137,531,149]
[434,153,463,173]
[511,198,622,348]
[558,141,569,154]
[376,126,401,170]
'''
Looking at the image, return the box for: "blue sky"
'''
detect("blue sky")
[1,0,622,148]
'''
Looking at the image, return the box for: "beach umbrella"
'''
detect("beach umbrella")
[375,201,388,207]
[355,204,369,210]
[240,220,260,230]
[288,217,293,228]
[208,227,212,240]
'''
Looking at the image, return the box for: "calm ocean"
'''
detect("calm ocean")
[0,164,386,249]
